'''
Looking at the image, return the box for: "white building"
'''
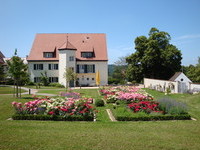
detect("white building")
[27,33,108,87]
[144,72,200,93]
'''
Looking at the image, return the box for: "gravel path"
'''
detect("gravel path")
[106,109,117,121]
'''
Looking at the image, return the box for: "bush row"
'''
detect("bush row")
[115,114,191,121]
[12,114,94,121]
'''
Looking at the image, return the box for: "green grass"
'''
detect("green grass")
[24,85,64,89]
[0,89,200,149]
[0,86,26,94]
[37,89,65,95]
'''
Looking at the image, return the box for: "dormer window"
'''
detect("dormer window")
[44,52,54,58]
[81,52,94,58]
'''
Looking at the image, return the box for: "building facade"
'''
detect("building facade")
[27,33,108,86]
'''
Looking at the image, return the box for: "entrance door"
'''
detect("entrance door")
[178,82,187,93]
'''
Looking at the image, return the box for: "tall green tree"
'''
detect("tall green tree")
[7,56,28,97]
[63,68,77,89]
[0,64,5,83]
[126,27,182,82]
[184,57,200,83]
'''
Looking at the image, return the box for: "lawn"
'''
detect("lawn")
[24,85,65,89]
[0,88,200,149]
[0,86,26,94]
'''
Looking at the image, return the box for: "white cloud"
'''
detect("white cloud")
[176,34,200,40]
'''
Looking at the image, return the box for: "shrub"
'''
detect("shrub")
[157,98,188,115]
[111,105,191,121]
[115,114,191,121]
[95,99,105,107]
[49,83,65,88]
[106,95,117,103]
[12,114,94,121]
[26,81,35,86]
[128,101,161,114]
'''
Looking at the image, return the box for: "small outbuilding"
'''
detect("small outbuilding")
[169,72,192,93]
[144,72,200,93]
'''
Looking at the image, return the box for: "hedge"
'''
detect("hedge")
[115,114,191,121]
[12,114,94,121]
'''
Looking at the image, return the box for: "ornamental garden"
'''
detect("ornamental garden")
[11,86,191,121]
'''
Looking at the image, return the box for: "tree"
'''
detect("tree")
[0,64,5,84]
[126,27,182,82]
[184,57,200,83]
[108,56,128,84]
[40,71,49,86]
[63,68,77,90]
[7,56,28,97]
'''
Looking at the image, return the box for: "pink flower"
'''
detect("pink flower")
[11,101,17,106]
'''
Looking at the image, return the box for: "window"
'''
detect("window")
[92,78,94,80]
[81,52,94,58]
[44,52,54,58]
[34,64,43,70]
[49,77,58,83]
[48,64,58,70]
[34,77,41,83]
[76,64,95,73]
[69,56,74,61]
[87,78,89,80]
[87,65,94,73]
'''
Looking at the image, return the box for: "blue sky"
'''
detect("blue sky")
[0,0,200,65]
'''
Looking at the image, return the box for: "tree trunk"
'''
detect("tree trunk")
[16,80,19,98]
[13,81,15,97]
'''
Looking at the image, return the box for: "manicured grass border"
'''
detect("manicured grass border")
[12,114,94,121]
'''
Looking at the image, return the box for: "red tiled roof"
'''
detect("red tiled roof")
[59,40,77,50]
[27,33,108,61]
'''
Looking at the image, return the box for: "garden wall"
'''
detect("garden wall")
[190,83,200,92]
[144,78,178,93]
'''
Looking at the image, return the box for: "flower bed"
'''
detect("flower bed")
[11,96,96,121]
[101,86,191,121]
[100,86,153,103]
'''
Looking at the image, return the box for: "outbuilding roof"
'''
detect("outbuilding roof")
[169,72,182,81]
[27,33,108,61]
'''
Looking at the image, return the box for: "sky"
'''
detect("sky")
[0,0,200,65]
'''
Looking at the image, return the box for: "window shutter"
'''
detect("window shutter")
[93,65,95,73]
[49,64,51,70]
[76,65,79,73]
[84,65,87,73]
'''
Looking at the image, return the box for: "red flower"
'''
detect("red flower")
[48,111,54,115]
